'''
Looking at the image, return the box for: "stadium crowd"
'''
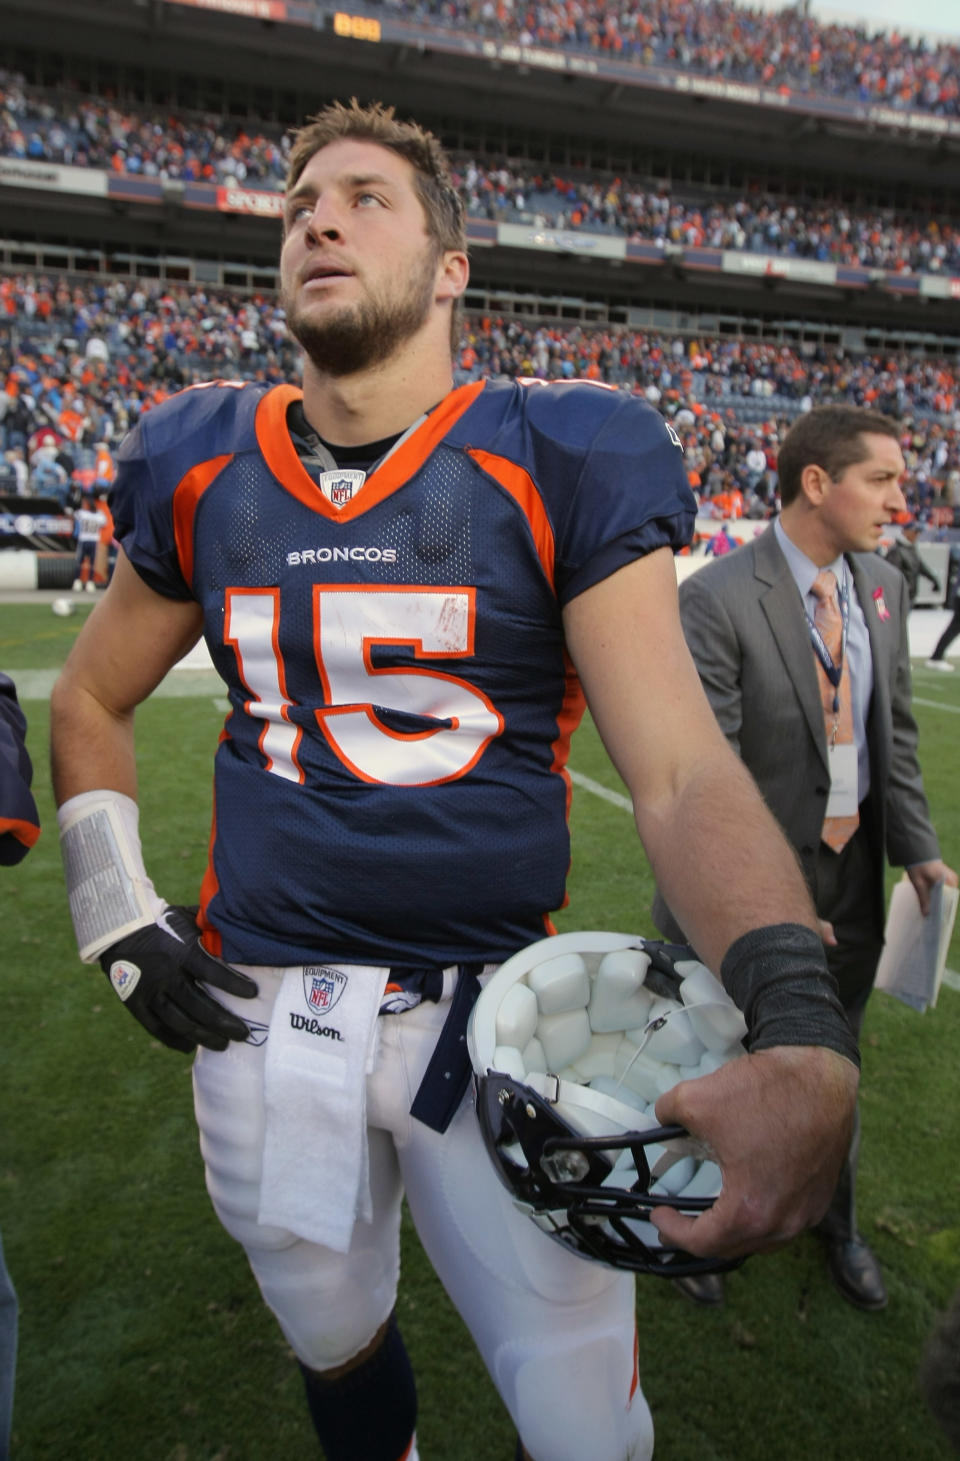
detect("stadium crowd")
[0,70,290,187]
[382,0,960,114]
[457,163,960,277]
[3,70,960,278]
[2,272,959,520]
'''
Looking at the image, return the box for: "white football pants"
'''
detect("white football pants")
[193,966,653,1461]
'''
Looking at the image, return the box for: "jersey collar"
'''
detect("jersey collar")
[255,381,486,522]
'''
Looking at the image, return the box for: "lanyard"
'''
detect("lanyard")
[806,574,849,719]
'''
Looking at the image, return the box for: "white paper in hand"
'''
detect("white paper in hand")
[874,876,959,1013]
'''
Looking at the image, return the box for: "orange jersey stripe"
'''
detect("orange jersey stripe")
[549,649,587,917]
[0,817,40,849]
[97,500,115,544]
[465,448,556,587]
[172,454,234,587]
[551,650,586,811]
[197,732,228,956]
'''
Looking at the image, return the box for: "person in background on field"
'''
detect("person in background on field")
[926,545,960,672]
[94,492,117,587]
[71,493,107,593]
[885,519,939,607]
[704,521,736,557]
[0,672,41,1460]
[654,405,957,1313]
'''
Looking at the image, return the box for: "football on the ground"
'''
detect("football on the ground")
[51,597,75,617]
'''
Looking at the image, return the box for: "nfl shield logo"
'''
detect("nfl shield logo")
[303,965,347,1014]
[319,468,366,507]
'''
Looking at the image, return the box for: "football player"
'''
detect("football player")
[51,100,859,1461]
[71,492,109,592]
[1,672,42,1457]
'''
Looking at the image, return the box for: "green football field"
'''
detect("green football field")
[1,599,958,1460]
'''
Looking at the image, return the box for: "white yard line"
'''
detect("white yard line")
[568,769,632,812]
[13,667,225,700]
[912,696,960,714]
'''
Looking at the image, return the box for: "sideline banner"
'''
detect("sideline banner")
[162,0,289,18]
[215,185,285,218]
[0,497,74,552]
[0,160,107,196]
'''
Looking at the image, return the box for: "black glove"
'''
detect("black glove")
[100,904,258,1053]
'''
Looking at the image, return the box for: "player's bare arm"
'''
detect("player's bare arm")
[562,547,858,1259]
[50,550,205,802]
[679,568,845,957]
[562,548,817,965]
[674,568,745,751]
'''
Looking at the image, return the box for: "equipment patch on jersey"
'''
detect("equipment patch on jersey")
[318,469,366,508]
[303,965,348,1015]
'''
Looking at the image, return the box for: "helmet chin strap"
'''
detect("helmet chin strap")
[613,999,742,1095]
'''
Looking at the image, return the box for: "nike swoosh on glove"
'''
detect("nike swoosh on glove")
[100,904,258,1053]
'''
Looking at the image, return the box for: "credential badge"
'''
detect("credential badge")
[303,965,347,1015]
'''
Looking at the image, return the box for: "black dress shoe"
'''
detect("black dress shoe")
[671,1271,726,1307]
[825,1236,888,1311]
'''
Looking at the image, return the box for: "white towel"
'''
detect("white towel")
[257,963,386,1253]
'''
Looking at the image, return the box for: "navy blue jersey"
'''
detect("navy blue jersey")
[0,672,40,866]
[112,378,694,968]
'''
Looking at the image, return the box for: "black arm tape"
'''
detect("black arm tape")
[720,923,860,1068]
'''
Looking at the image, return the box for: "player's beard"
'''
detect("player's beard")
[283,246,440,377]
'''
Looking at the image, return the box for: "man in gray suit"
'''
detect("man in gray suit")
[654,405,957,1311]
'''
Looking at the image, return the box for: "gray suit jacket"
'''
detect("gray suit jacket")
[653,523,940,941]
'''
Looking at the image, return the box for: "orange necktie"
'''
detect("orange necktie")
[810,569,859,854]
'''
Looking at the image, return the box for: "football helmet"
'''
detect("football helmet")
[467,931,748,1278]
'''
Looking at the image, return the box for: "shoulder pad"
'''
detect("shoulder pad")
[119,381,270,473]
[517,378,680,450]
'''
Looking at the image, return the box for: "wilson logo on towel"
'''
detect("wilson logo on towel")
[289,1013,344,1041]
[303,966,347,1015]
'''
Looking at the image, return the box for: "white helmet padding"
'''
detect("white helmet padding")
[467,932,748,1277]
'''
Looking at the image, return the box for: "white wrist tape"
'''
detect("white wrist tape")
[58,790,165,962]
